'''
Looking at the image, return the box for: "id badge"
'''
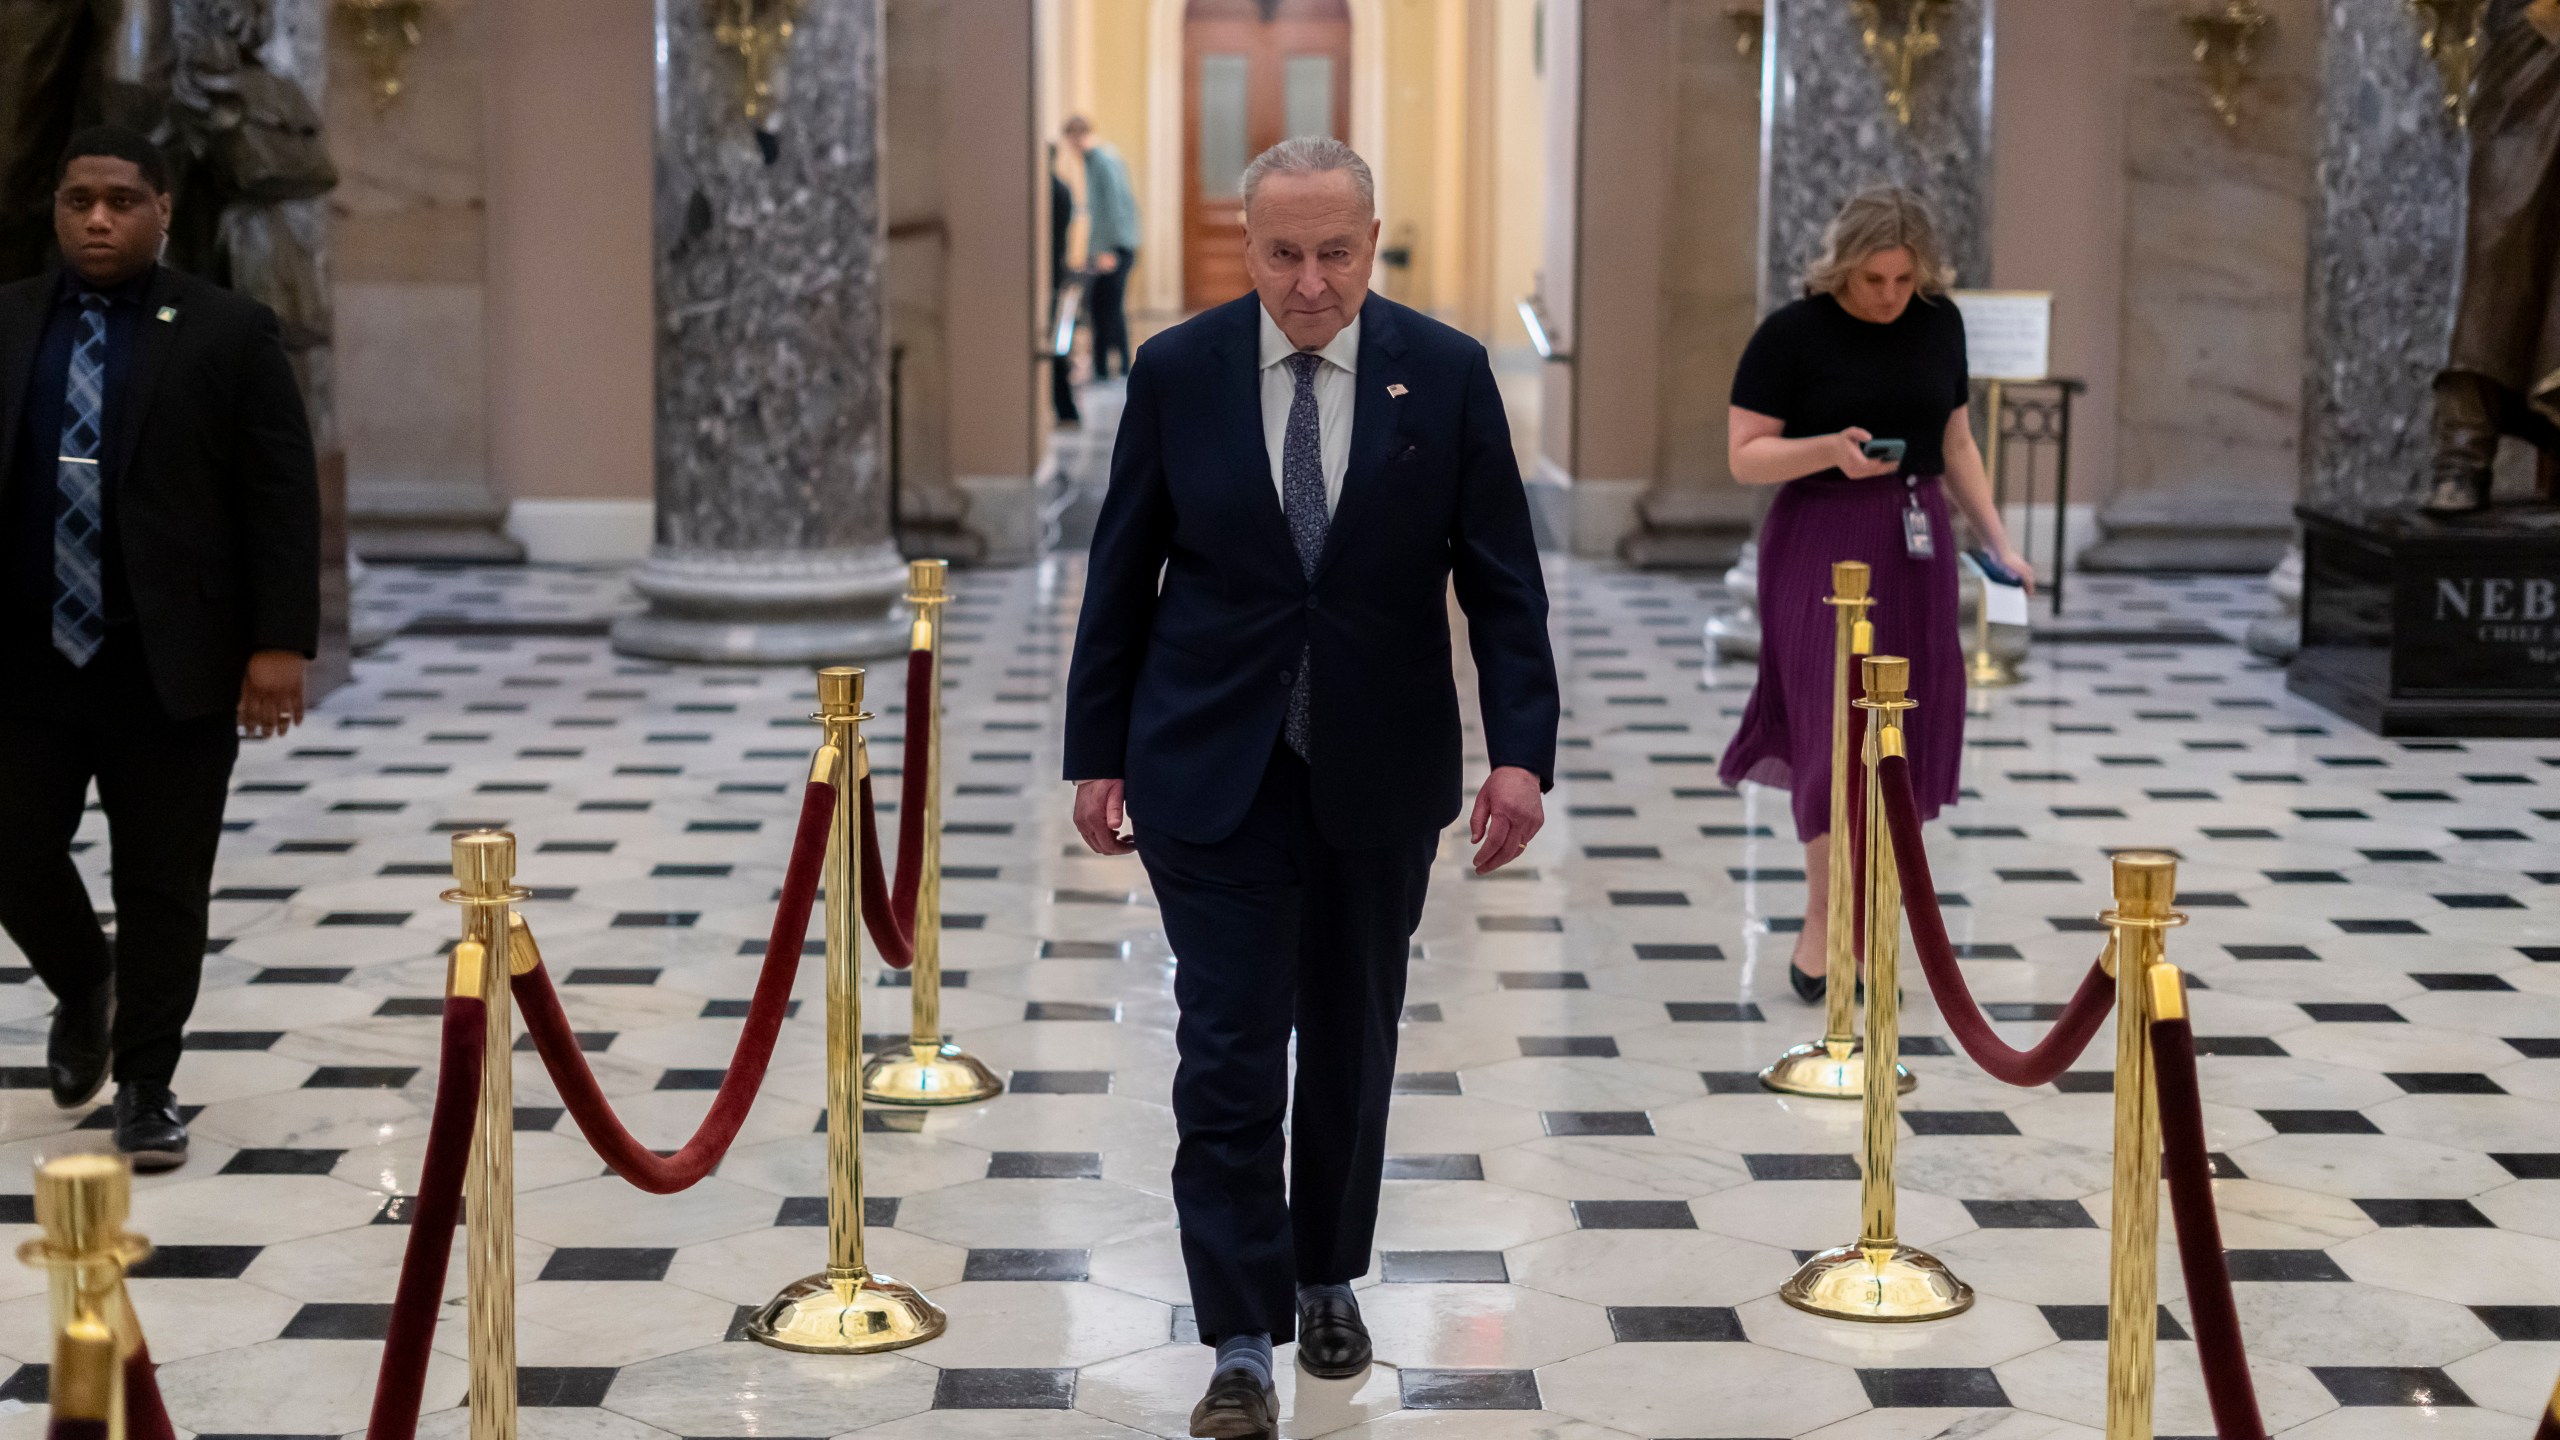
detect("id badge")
[1902,494,1935,559]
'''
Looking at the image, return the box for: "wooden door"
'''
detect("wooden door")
[1182,0,1352,312]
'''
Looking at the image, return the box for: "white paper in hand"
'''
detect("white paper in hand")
[1984,573,2030,628]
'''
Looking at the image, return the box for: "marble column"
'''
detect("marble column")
[614,0,908,663]
[1760,0,1993,310]
[2297,0,2512,514]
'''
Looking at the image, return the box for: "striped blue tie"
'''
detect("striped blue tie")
[53,295,108,667]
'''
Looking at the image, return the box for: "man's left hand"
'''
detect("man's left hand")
[238,650,306,740]
[1468,765,1544,875]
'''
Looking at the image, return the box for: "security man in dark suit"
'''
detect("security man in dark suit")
[1064,137,1557,1440]
[0,127,319,1171]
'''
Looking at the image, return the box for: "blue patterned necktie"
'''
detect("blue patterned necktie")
[53,294,110,668]
[1280,351,1328,758]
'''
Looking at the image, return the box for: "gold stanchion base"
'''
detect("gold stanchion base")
[1780,1241,1974,1322]
[862,1041,1004,1106]
[1967,652,2024,689]
[747,1271,947,1353]
[1759,1041,1916,1099]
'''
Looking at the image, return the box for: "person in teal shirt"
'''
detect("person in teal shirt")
[1065,116,1139,379]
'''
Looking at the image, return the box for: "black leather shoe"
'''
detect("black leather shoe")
[1188,1366,1278,1439]
[113,1084,188,1173]
[1296,1288,1372,1379]
[47,986,112,1110]
[1789,962,1826,1006]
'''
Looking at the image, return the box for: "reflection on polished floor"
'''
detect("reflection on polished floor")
[3,557,2557,1439]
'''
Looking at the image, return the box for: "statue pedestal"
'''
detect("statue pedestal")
[2289,504,2560,737]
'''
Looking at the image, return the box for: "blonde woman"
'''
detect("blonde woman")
[1716,186,2035,1003]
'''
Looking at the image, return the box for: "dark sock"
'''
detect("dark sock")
[1296,1280,1356,1311]
[1214,1332,1272,1390]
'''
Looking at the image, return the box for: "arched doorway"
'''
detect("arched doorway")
[1181,0,1352,310]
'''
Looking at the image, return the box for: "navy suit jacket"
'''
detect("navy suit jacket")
[1064,292,1559,848]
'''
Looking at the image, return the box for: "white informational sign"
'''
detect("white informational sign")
[1951,290,2053,382]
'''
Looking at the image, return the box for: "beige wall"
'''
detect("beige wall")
[1653,0,1761,514]
[1988,0,2128,510]
[482,0,654,504]
[943,0,1047,554]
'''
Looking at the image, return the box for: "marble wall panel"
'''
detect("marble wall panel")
[1760,0,1993,311]
[1654,2,1764,520]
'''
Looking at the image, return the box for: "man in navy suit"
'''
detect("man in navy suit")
[1064,137,1557,1439]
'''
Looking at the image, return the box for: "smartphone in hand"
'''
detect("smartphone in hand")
[1860,438,1907,465]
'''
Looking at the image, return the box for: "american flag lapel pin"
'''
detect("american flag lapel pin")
[155,306,177,323]
[1387,383,1408,399]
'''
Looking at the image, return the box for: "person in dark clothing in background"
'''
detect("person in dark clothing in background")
[1050,144,1081,427]
[0,126,320,1170]
[1064,115,1139,381]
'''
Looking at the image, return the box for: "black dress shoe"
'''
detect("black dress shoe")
[1188,1366,1278,1439]
[1789,963,1826,1006]
[48,986,112,1110]
[1296,1288,1372,1379]
[113,1084,189,1173]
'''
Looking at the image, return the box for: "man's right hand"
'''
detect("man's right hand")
[1073,778,1135,855]
[1830,427,1899,479]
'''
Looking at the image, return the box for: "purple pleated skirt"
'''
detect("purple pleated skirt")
[1718,474,1964,844]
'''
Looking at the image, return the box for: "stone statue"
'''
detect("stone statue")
[0,0,334,386]
[2428,0,2560,514]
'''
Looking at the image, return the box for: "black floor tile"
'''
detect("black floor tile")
[1383,1154,1485,1181]
[932,1368,1075,1409]
[1023,1001,1117,1022]
[2353,1198,2494,1228]
[2223,1249,2352,1282]
[1743,1154,1859,1181]
[1477,915,1562,933]
[518,1367,617,1407]
[304,1066,418,1089]
[1701,1071,1767,1094]
[987,1151,1102,1179]
[1402,1003,1444,1023]
[2336,919,2427,935]
[1008,1070,1111,1094]
[1398,1369,1540,1410]
[962,1248,1089,1282]
[2508,1037,2560,1058]
[564,966,661,985]
[1606,1305,1744,1342]
[220,1148,344,1176]
[2470,1305,2560,1340]
[2492,1152,2560,1179]
[2302,1003,2403,1022]
[2385,1072,2504,1095]
[1857,1367,2010,1408]
[2411,972,2513,991]
[1964,1199,2095,1229]
[2310,1366,2473,1407]
[1541,1111,1653,1137]
[1665,1002,1763,1022]
[280,1303,392,1340]
[2192,1035,2287,1057]
[1039,940,1124,959]
[2228,944,2318,961]
[1903,1111,2020,1137]
[1518,1036,1618,1058]
[2053,1071,2113,1093]
[0,1367,44,1404]
[1570,1200,1696,1230]
[537,1247,674,1281]
[252,966,351,984]
[2257,1109,2380,1135]
[1379,1250,1508,1283]
[127,1245,260,1279]
[1498,972,1591,990]
[1634,943,1724,960]
[2039,1304,2185,1341]
[1394,1071,1463,1096]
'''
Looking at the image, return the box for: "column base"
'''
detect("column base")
[612,544,911,663]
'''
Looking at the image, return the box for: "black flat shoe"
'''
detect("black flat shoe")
[1789,963,1826,1005]
[113,1084,189,1173]
[1296,1288,1372,1379]
[1189,1366,1279,1439]
[48,985,112,1110]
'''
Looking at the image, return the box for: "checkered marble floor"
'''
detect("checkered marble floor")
[2,557,2556,1440]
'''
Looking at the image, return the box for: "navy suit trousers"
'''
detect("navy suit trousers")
[1136,743,1436,1346]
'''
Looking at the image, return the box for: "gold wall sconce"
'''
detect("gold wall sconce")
[2180,0,2271,129]
[1849,0,1952,127]
[711,0,809,125]
[336,0,431,113]
[1727,3,1766,60]
[2407,0,2490,124]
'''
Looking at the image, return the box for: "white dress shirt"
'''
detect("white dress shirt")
[1258,307,1360,516]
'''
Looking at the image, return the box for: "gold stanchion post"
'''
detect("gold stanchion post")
[751,666,946,1353]
[2102,851,2185,1440]
[1764,561,1912,1099]
[1967,380,2021,693]
[865,560,1002,1106]
[1780,656,1973,1322]
[18,1154,150,1440]
[445,831,525,1440]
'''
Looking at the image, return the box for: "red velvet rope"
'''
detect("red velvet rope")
[854,647,936,968]
[45,1418,105,1440]
[1876,753,2114,1086]
[2153,1013,2269,1440]
[124,1343,172,1440]
[513,776,836,1193]
[2541,1401,2560,1440]
[364,993,486,1440]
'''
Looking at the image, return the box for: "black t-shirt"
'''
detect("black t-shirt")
[1729,292,1971,477]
